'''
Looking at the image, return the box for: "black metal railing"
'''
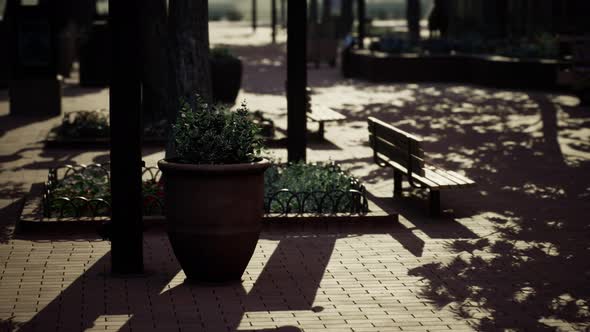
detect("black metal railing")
[263,162,368,214]
[43,163,163,218]
[43,162,369,219]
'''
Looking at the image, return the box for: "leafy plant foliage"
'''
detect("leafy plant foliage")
[56,110,167,139]
[264,162,366,214]
[59,110,110,138]
[46,166,163,218]
[44,162,368,218]
[265,162,354,195]
[172,97,262,164]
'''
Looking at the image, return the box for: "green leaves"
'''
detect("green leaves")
[264,162,359,213]
[172,97,263,164]
[59,110,110,138]
[264,162,353,195]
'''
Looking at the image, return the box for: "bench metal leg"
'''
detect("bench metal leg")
[318,121,325,140]
[429,190,440,217]
[393,170,403,197]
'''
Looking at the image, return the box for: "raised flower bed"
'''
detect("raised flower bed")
[45,110,167,148]
[344,49,565,90]
[45,110,279,148]
[18,162,392,233]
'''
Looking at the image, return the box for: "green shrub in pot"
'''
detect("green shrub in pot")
[173,98,262,164]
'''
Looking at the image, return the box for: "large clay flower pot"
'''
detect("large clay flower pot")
[158,159,269,283]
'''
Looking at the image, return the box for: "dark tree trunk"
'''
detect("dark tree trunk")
[280,0,286,28]
[167,0,212,157]
[496,0,508,38]
[252,0,257,31]
[139,0,168,128]
[321,0,332,23]
[287,0,307,162]
[310,0,318,24]
[357,0,365,49]
[340,0,353,37]
[407,0,421,43]
[271,0,277,43]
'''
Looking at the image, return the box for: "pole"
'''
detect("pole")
[341,0,353,37]
[109,0,144,274]
[271,0,277,43]
[322,0,332,24]
[280,0,286,28]
[287,0,307,162]
[310,0,318,24]
[407,0,421,44]
[357,0,365,49]
[252,0,257,31]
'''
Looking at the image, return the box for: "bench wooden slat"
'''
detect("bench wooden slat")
[307,105,346,122]
[376,152,440,188]
[425,165,473,187]
[423,168,458,189]
[385,157,473,190]
[368,117,423,142]
[445,170,476,186]
[368,117,424,158]
[370,135,425,176]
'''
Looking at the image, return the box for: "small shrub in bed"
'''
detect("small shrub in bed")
[45,166,163,218]
[44,161,368,218]
[55,110,167,140]
[59,110,110,138]
[264,162,367,214]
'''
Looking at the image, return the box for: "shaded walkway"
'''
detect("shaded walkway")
[0,21,589,332]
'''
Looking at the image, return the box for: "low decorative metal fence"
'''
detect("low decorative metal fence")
[42,162,369,219]
[263,163,368,214]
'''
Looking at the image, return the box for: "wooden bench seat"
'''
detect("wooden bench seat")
[307,105,346,139]
[368,116,476,216]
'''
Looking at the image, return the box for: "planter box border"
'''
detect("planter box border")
[45,127,279,149]
[17,183,397,234]
[44,128,167,148]
[345,49,567,91]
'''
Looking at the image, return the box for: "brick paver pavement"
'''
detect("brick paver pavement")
[1,22,589,332]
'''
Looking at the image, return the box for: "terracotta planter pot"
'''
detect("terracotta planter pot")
[157,159,270,283]
[210,56,242,104]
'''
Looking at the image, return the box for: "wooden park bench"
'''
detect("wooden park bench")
[557,36,590,86]
[368,117,476,216]
[307,105,346,140]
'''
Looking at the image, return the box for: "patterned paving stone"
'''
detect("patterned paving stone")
[1,21,590,332]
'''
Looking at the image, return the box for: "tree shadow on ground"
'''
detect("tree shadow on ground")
[14,224,402,332]
[345,85,590,331]
[0,199,23,244]
[0,114,56,140]
[0,317,21,332]
[308,82,590,331]
[4,145,163,173]
[0,179,27,244]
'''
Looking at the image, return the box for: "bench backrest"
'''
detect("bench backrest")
[573,40,590,65]
[368,117,425,176]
